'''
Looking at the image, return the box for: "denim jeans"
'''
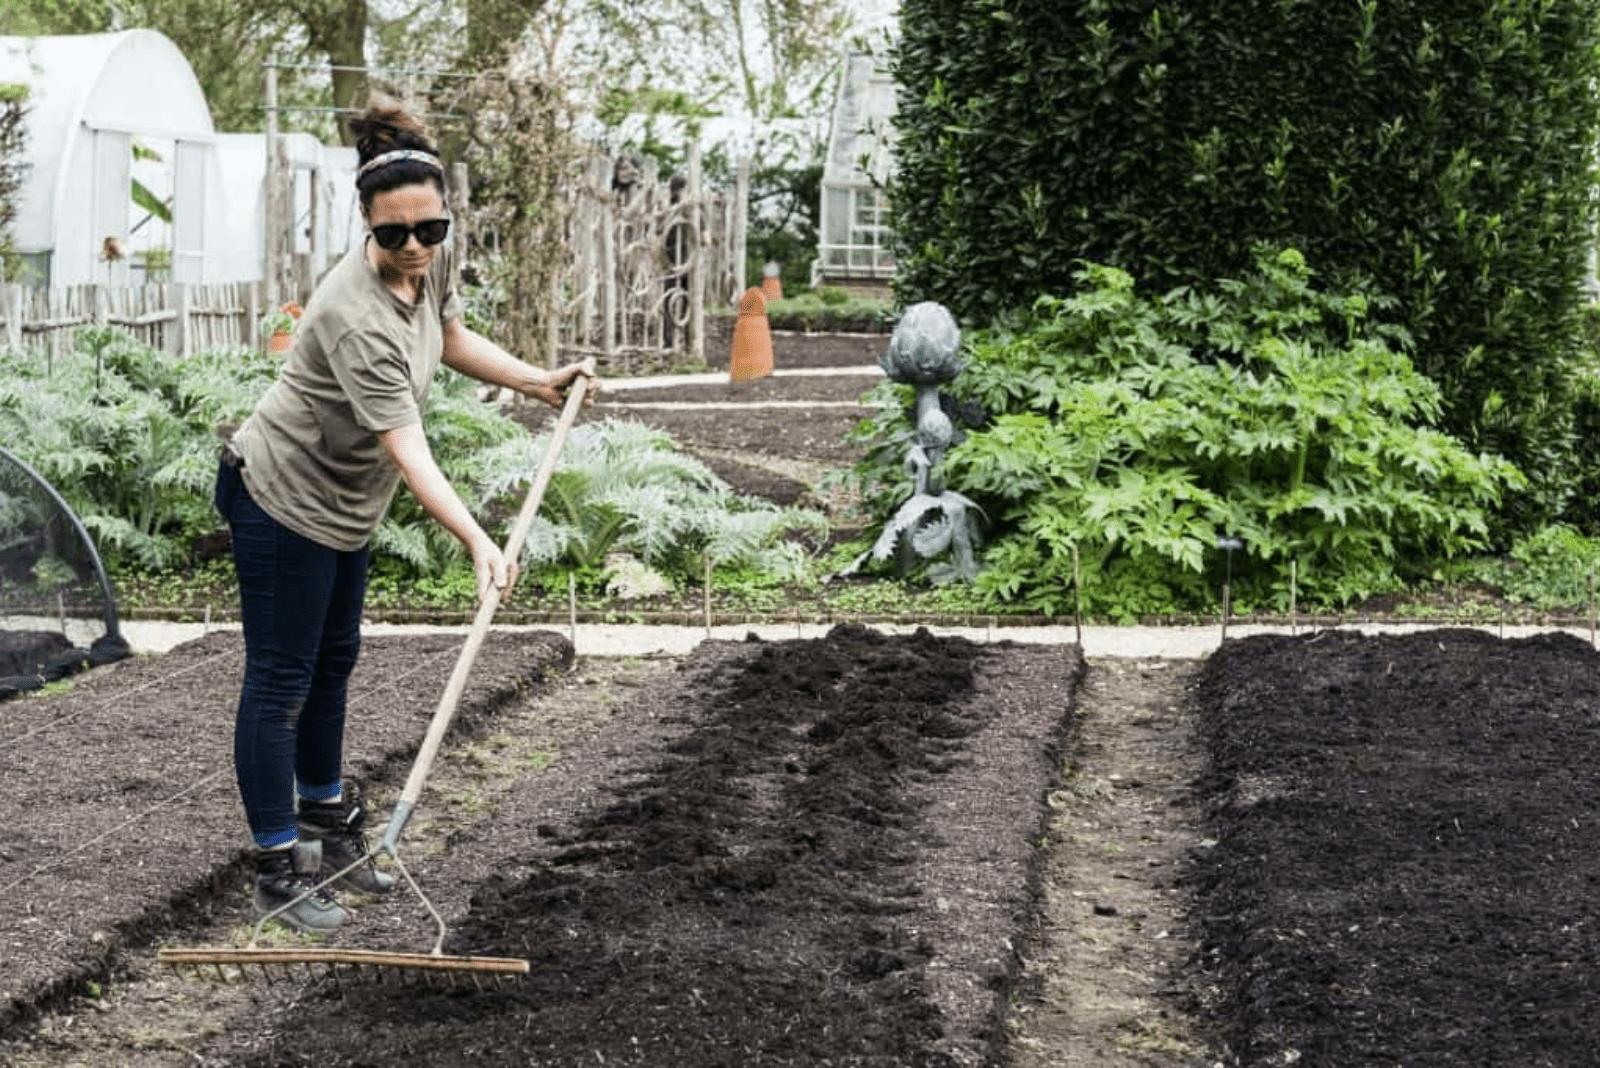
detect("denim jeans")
[214,462,368,849]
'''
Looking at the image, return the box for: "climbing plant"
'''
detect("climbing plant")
[0,82,27,281]
[451,59,581,366]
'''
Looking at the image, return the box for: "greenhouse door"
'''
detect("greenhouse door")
[90,129,132,286]
[172,140,207,283]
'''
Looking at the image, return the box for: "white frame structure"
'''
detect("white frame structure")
[816,51,896,286]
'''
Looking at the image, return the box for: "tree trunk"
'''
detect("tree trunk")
[302,0,370,143]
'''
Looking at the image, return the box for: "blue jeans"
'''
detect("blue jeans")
[214,462,368,849]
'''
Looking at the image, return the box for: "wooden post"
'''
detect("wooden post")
[171,281,190,357]
[688,144,706,363]
[1290,559,1299,637]
[308,167,321,278]
[1072,545,1083,648]
[548,266,562,371]
[247,280,262,352]
[3,284,20,350]
[703,552,712,637]
[263,59,281,308]
[600,189,616,364]
[734,155,750,306]
[449,161,470,292]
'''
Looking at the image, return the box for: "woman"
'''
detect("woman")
[215,102,597,932]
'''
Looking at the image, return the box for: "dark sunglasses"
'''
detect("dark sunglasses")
[370,217,451,251]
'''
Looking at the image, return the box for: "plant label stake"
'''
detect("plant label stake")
[1218,536,1243,644]
[1289,559,1298,637]
[1071,544,1083,647]
[1589,569,1596,648]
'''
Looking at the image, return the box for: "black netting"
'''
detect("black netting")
[0,445,129,698]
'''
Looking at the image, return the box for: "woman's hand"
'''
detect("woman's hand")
[468,534,519,602]
[524,359,599,410]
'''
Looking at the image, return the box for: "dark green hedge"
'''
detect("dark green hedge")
[891,1,1600,529]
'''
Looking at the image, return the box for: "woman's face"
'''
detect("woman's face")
[365,182,448,282]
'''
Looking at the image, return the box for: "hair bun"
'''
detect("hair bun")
[348,102,436,164]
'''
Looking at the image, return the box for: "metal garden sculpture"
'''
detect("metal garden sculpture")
[846,301,982,582]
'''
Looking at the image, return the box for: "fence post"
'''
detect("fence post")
[600,188,616,365]
[450,161,470,292]
[688,143,705,363]
[734,155,750,305]
[248,281,262,352]
[264,59,278,306]
[171,281,190,357]
[3,284,19,350]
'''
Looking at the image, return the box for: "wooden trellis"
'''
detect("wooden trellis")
[554,147,747,373]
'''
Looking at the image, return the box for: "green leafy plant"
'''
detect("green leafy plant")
[850,249,1524,620]
[475,418,828,591]
[0,329,279,570]
[1471,524,1600,611]
[763,291,894,333]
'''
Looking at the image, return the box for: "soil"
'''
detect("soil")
[7,337,1600,1066]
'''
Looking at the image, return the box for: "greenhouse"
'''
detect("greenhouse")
[815,50,896,291]
[0,29,361,288]
[0,29,222,286]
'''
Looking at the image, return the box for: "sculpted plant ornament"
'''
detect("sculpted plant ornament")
[847,301,983,583]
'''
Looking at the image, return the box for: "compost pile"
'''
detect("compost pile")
[1190,628,1600,1065]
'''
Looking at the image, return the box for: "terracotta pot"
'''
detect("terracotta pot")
[269,330,293,353]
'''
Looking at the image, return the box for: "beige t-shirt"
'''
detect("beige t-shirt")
[233,239,462,551]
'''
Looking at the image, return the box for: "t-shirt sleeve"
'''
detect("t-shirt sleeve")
[328,326,420,433]
[437,243,463,326]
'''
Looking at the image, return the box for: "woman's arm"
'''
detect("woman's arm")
[441,318,598,409]
[378,420,510,599]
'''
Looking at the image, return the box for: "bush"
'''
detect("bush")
[890,0,1600,530]
[848,249,1523,619]
[763,292,894,333]
[474,418,829,589]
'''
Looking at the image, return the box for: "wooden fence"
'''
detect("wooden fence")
[0,281,265,364]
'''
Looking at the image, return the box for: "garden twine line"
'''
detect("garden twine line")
[0,644,461,894]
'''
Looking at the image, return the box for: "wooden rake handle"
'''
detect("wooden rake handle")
[379,361,595,854]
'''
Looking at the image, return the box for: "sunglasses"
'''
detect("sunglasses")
[370,217,451,251]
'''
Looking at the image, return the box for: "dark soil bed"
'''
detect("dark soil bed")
[1,626,1082,1066]
[0,629,570,1039]
[232,627,1081,1066]
[1190,628,1600,1066]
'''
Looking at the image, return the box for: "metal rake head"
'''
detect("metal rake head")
[155,944,529,987]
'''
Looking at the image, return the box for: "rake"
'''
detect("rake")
[159,363,595,984]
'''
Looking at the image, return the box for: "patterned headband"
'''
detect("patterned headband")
[357,149,442,180]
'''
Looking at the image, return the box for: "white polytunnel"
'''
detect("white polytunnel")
[0,29,219,286]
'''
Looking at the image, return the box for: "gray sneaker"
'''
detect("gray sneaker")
[254,847,348,933]
[296,792,395,895]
